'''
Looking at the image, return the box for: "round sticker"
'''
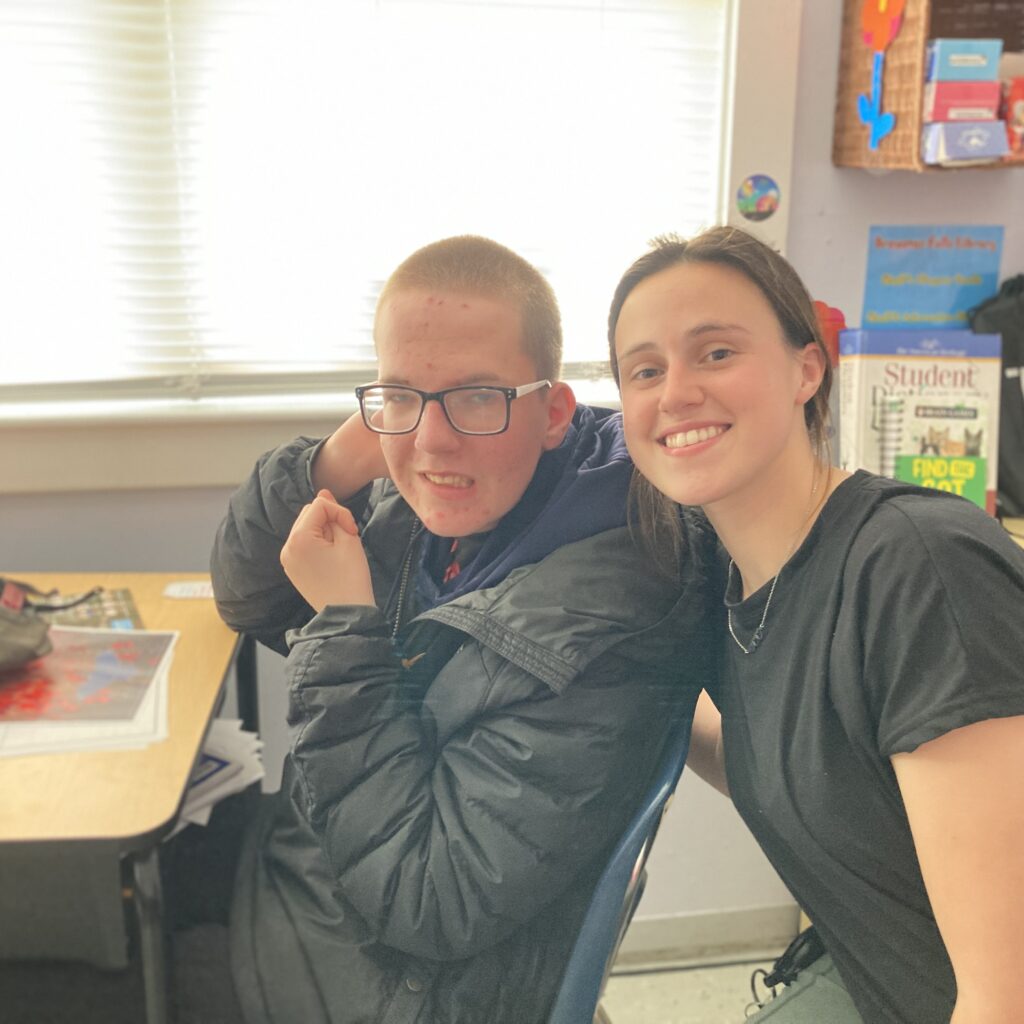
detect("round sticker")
[736,174,780,222]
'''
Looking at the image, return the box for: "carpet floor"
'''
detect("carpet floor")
[0,924,244,1024]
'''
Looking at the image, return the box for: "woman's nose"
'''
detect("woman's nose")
[414,398,461,453]
[659,361,703,413]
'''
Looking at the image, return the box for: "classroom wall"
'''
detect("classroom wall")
[786,3,1024,317]
[2,0,1020,965]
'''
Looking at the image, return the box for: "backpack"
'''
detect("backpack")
[969,275,1024,518]
[0,578,53,672]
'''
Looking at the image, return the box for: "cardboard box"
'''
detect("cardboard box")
[839,329,1002,513]
[925,38,1003,82]
[921,119,1009,164]
[922,80,1001,122]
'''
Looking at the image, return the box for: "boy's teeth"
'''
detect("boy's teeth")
[664,425,725,449]
[425,472,472,487]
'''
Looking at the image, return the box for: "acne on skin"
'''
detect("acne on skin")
[375,287,573,538]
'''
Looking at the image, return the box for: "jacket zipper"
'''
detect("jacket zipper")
[391,518,423,641]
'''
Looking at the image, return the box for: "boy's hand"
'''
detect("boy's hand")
[280,489,376,612]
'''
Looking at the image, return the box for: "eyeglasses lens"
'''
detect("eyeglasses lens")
[361,387,508,435]
[444,389,506,433]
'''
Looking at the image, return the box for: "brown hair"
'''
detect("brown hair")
[376,235,562,381]
[607,225,834,572]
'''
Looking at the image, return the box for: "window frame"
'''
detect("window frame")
[0,0,803,495]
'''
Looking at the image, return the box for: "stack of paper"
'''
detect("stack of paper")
[0,626,175,757]
[172,718,265,835]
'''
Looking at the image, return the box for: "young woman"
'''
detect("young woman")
[608,225,1024,1024]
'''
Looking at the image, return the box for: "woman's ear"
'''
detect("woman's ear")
[796,343,826,406]
[542,382,577,449]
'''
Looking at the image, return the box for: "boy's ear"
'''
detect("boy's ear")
[796,343,826,406]
[542,382,577,450]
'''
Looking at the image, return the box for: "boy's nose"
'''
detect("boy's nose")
[414,399,461,453]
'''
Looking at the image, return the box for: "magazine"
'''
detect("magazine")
[0,626,176,755]
[168,718,265,836]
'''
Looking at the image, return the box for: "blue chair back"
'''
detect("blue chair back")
[547,715,693,1024]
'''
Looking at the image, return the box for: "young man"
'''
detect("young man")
[210,236,713,1024]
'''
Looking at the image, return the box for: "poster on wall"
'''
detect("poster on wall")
[861,224,1004,330]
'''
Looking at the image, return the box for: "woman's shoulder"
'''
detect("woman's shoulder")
[863,487,1013,548]
[841,480,1024,588]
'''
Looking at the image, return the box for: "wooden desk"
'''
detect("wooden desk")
[0,572,238,844]
[1005,518,1024,550]
[0,571,241,1024]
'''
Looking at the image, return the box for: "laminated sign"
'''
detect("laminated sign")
[861,224,1003,330]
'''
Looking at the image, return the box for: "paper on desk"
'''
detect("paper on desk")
[0,627,175,757]
[168,718,264,837]
[163,580,214,599]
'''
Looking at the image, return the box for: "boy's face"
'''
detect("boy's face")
[375,288,573,537]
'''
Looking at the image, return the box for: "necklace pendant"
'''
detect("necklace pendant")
[725,559,779,656]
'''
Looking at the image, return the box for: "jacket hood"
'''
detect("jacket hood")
[415,404,632,608]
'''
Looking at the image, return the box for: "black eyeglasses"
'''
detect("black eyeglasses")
[354,380,551,436]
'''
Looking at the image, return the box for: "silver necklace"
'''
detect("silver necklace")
[726,559,778,655]
[726,471,827,655]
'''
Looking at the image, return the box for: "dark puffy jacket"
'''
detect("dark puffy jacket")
[211,429,712,1024]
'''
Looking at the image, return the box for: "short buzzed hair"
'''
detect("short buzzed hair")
[375,235,563,381]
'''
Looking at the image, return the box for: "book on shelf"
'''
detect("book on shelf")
[839,329,1002,513]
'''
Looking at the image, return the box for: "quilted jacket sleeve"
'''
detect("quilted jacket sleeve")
[210,436,374,656]
[285,583,704,961]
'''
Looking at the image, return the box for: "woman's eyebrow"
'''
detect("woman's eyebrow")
[688,321,751,337]
[616,340,659,362]
[618,322,751,360]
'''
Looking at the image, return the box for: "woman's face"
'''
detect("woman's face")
[613,260,823,514]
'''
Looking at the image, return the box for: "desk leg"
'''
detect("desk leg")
[236,633,260,735]
[133,846,172,1024]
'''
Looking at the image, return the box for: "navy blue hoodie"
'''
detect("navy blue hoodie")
[415,405,632,609]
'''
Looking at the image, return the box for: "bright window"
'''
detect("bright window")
[1,0,730,414]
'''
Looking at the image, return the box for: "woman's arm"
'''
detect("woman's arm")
[310,410,388,497]
[891,713,1024,1023]
[686,689,730,797]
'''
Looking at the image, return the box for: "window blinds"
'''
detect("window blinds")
[0,0,726,409]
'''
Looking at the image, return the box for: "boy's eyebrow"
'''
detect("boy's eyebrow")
[377,372,506,388]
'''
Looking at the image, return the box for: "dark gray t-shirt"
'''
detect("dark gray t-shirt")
[719,471,1024,1024]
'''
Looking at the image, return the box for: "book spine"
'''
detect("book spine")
[876,395,905,478]
[839,350,868,472]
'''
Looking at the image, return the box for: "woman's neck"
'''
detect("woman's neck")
[708,455,839,599]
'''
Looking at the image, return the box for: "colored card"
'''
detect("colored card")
[41,588,144,629]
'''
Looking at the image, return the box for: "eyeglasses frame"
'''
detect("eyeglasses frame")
[354,379,552,436]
